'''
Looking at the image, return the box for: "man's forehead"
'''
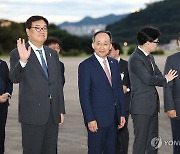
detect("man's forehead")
[95,33,111,41]
[32,20,47,25]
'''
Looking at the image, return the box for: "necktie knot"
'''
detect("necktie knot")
[147,55,152,64]
[37,49,42,54]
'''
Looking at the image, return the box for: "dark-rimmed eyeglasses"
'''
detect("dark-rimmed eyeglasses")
[30,26,48,32]
[152,40,160,44]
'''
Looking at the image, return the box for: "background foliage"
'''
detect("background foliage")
[0,0,179,56]
[106,0,180,44]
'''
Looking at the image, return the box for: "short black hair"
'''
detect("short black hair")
[92,30,112,43]
[112,42,121,50]
[111,42,121,55]
[25,15,49,29]
[137,26,160,45]
[44,37,60,46]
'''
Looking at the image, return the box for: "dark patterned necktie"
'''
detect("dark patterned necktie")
[147,55,154,72]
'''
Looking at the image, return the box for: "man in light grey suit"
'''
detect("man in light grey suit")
[9,15,65,154]
[164,32,180,154]
[128,26,177,154]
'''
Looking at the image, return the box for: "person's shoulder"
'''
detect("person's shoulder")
[129,51,139,61]
[0,59,8,69]
[108,56,118,64]
[44,45,56,53]
[0,59,8,64]
[167,52,180,59]
[79,55,94,65]
[11,47,18,54]
[120,58,128,64]
[0,59,5,63]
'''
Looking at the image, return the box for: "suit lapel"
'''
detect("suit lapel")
[26,43,48,80]
[44,47,54,83]
[108,57,116,87]
[136,48,153,75]
[90,55,112,87]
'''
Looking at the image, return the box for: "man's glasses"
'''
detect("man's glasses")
[30,26,48,32]
[152,40,160,44]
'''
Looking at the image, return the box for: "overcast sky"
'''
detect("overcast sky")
[0,0,161,25]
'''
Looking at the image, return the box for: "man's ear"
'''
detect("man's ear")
[116,49,120,55]
[110,44,112,49]
[92,43,94,49]
[178,40,180,47]
[26,28,29,37]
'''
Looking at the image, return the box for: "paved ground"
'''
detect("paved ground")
[4,56,173,154]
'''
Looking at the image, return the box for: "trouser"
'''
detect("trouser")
[171,118,180,154]
[0,103,8,154]
[21,105,59,154]
[131,111,158,154]
[87,123,117,154]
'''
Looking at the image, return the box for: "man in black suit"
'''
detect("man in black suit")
[164,32,180,154]
[128,26,177,154]
[109,42,130,154]
[9,15,65,154]
[44,37,65,86]
[0,59,13,154]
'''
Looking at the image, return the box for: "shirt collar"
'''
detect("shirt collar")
[28,41,43,51]
[138,46,149,56]
[117,57,121,62]
[94,52,108,63]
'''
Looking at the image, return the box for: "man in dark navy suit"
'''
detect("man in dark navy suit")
[109,42,131,154]
[0,59,13,154]
[44,37,65,86]
[78,31,126,154]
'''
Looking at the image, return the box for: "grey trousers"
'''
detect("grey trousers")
[21,105,59,154]
[131,111,158,154]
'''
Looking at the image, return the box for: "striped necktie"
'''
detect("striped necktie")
[103,59,112,86]
[37,50,48,78]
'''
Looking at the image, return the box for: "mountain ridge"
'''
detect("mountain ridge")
[106,0,180,44]
[59,14,128,27]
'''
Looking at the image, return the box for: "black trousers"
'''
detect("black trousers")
[171,119,180,154]
[0,103,8,154]
[21,105,59,154]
